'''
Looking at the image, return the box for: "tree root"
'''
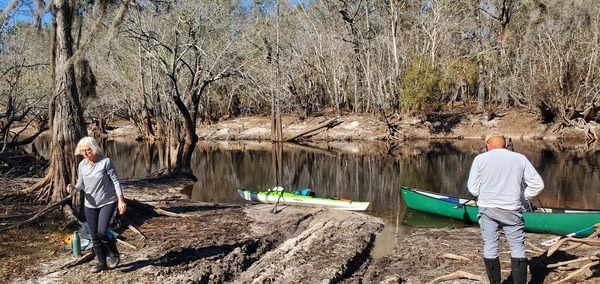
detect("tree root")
[63,251,95,269]
[550,261,599,284]
[547,256,599,269]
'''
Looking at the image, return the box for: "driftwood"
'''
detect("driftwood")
[550,261,599,284]
[284,117,341,142]
[438,253,470,262]
[428,271,483,284]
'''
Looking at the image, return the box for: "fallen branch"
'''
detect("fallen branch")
[154,207,189,218]
[438,253,470,262]
[119,214,147,240]
[0,194,72,232]
[116,238,137,250]
[284,117,341,142]
[125,198,188,218]
[427,271,483,284]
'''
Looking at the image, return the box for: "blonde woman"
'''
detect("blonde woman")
[67,136,127,272]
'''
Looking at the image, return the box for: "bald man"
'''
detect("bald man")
[467,132,544,284]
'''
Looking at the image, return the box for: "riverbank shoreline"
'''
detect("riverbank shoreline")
[106,109,597,143]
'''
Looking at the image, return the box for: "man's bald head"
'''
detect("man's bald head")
[486,136,506,149]
[485,132,506,150]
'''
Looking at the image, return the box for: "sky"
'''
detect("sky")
[1,0,314,26]
[1,0,52,26]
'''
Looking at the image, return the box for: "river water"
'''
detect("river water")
[35,137,600,257]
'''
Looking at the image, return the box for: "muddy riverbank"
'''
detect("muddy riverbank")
[1,178,598,283]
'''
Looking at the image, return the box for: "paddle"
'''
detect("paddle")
[270,186,285,214]
[454,196,477,209]
[540,225,595,247]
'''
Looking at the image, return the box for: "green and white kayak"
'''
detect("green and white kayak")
[237,188,370,211]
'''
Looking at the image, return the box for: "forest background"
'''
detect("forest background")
[1,0,599,204]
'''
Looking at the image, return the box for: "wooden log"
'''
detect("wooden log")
[284,117,341,142]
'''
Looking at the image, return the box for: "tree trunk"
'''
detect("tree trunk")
[171,92,198,175]
[30,0,87,203]
[139,44,154,138]
[474,1,486,111]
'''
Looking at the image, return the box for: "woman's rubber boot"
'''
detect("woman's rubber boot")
[511,257,528,284]
[484,257,501,284]
[105,240,120,269]
[91,245,107,273]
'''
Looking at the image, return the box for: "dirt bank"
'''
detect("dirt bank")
[191,110,595,142]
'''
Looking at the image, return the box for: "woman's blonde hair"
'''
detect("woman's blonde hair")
[74,136,102,155]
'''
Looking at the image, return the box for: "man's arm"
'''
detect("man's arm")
[523,159,544,200]
[467,158,481,197]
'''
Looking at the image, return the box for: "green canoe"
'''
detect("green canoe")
[238,188,370,211]
[401,186,600,237]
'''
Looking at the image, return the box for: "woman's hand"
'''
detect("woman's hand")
[66,184,75,194]
[117,195,127,214]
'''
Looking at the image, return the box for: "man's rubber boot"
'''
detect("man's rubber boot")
[484,257,501,284]
[511,257,528,284]
[105,240,120,269]
[91,245,107,273]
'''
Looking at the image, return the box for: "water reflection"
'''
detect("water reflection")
[33,137,600,228]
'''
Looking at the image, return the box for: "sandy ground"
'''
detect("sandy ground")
[2,109,600,283]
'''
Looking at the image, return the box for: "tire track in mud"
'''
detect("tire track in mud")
[233,205,384,283]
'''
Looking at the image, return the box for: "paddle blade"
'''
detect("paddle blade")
[541,236,561,247]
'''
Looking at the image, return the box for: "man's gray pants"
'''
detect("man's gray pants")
[478,207,526,259]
